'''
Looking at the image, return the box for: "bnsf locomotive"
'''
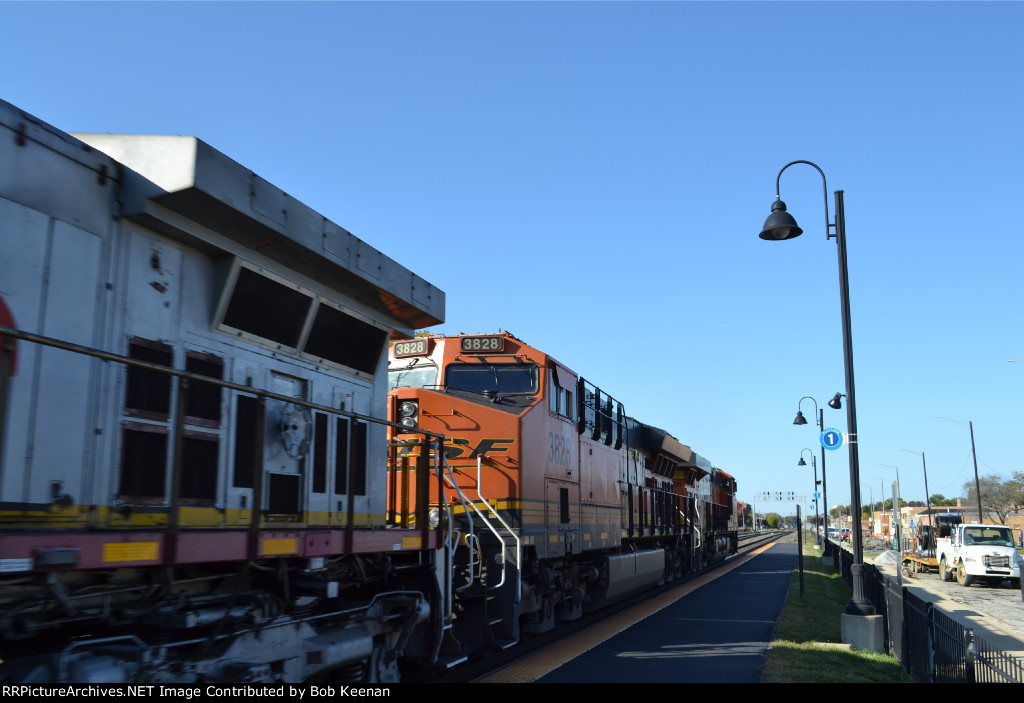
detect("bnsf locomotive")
[387,332,737,655]
[0,100,736,683]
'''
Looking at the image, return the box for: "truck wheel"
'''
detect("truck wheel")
[956,562,974,587]
[1012,579,1021,589]
[939,557,951,582]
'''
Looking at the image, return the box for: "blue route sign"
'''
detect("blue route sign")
[821,427,843,451]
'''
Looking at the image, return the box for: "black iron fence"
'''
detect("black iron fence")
[824,540,1024,683]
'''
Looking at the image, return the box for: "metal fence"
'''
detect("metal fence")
[824,540,1024,683]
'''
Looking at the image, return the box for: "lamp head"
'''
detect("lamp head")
[798,457,807,466]
[828,392,844,410]
[793,410,808,426]
[759,198,803,241]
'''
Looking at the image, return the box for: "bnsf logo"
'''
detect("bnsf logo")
[397,438,515,461]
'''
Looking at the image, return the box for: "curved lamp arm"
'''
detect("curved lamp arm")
[795,395,820,427]
[775,160,834,240]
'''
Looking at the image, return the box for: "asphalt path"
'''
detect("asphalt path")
[533,542,797,683]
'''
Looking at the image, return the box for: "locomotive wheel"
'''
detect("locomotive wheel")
[956,562,974,587]
[365,648,401,683]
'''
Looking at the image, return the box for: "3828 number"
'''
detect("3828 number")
[460,336,503,352]
[547,432,572,467]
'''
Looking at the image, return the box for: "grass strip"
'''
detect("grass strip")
[760,541,912,683]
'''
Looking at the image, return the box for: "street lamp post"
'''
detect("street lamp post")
[898,449,931,542]
[794,396,829,543]
[877,463,901,550]
[799,448,821,545]
[759,160,874,617]
[930,417,984,523]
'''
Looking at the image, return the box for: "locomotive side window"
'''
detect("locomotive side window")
[181,351,223,504]
[120,338,174,501]
[388,362,438,390]
[350,421,368,496]
[221,266,312,348]
[232,394,259,489]
[305,302,388,375]
[332,418,367,497]
[185,352,223,426]
[181,432,218,501]
[334,417,350,495]
[119,424,168,499]
[313,413,328,494]
[219,262,388,378]
[548,366,575,420]
[268,473,301,514]
[125,338,173,419]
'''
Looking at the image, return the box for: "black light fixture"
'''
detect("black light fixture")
[793,410,808,425]
[761,161,873,619]
[759,199,804,241]
[798,457,807,466]
[828,392,845,410]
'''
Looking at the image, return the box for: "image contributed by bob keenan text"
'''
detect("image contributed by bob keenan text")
[0,685,394,698]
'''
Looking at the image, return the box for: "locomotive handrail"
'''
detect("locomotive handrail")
[0,324,445,441]
[476,455,521,602]
[4,322,447,563]
[438,454,478,591]
[438,454,516,594]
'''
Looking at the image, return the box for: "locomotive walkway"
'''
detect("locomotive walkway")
[481,541,797,683]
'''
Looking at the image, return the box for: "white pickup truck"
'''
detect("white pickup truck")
[936,523,1022,587]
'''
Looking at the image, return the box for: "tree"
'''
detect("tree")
[829,505,850,519]
[963,473,1023,524]
[929,494,958,507]
[1011,471,1024,512]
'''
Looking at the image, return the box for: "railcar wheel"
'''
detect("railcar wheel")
[366,648,401,683]
[956,562,974,587]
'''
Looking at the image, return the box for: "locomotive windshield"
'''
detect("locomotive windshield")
[445,363,538,397]
[388,361,438,390]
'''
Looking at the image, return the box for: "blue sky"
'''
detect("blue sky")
[4,1,1022,517]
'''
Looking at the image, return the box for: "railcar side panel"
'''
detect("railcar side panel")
[0,99,446,684]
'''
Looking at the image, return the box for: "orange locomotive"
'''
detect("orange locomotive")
[387,331,737,658]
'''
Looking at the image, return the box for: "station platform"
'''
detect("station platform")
[481,541,797,683]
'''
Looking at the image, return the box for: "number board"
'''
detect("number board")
[460,335,503,353]
[393,338,431,357]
